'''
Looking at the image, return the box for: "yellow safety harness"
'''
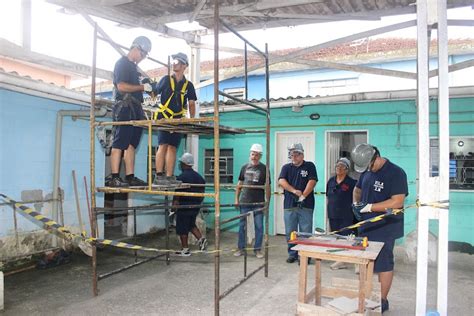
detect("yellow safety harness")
[153,75,188,120]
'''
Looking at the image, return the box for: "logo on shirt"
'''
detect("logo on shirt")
[300,170,308,177]
[373,181,384,192]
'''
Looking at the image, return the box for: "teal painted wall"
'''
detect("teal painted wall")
[198,97,474,245]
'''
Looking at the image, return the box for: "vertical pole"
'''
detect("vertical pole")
[244,43,248,100]
[213,0,221,314]
[415,1,429,314]
[21,0,31,51]
[165,195,170,265]
[436,1,449,314]
[264,43,271,277]
[148,121,152,190]
[90,23,99,297]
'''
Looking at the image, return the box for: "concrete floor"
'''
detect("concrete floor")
[3,231,474,315]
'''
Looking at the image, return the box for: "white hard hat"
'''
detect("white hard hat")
[131,36,152,54]
[336,157,351,169]
[179,152,194,166]
[171,52,189,66]
[288,143,304,153]
[351,143,376,172]
[250,143,263,153]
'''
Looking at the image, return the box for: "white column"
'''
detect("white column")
[436,0,449,314]
[415,0,430,315]
[21,0,32,51]
[188,36,201,169]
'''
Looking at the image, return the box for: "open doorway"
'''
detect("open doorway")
[324,131,368,231]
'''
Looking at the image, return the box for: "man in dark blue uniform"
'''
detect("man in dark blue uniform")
[154,53,197,185]
[326,157,357,270]
[351,143,408,313]
[173,153,207,256]
[108,36,157,187]
[278,143,317,263]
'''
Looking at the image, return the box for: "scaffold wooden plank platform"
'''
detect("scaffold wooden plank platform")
[97,184,214,197]
[95,117,246,135]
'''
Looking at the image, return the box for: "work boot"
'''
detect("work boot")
[286,256,297,263]
[381,299,389,313]
[166,175,182,186]
[107,176,129,187]
[198,237,208,251]
[153,173,168,185]
[176,248,191,257]
[127,176,147,187]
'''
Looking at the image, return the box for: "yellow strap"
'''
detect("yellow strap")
[153,76,188,120]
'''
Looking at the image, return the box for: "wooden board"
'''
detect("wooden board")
[291,237,366,250]
[292,239,384,262]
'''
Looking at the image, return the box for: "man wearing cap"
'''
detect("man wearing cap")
[351,143,408,313]
[107,36,157,187]
[234,144,269,259]
[278,143,317,263]
[154,52,197,185]
[326,157,357,270]
[173,153,207,256]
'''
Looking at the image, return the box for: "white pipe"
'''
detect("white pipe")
[416,1,430,315]
[437,0,449,314]
[51,108,107,226]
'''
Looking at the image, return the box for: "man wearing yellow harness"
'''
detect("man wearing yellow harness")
[154,52,197,185]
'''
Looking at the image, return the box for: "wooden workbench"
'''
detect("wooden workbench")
[293,239,384,314]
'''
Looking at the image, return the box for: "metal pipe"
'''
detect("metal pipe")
[219,19,266,58]
[52,109,106,232]
[219,263,265,300]
[90,22,99,297]
[98,253,166,280]
[165,196,170,265]
[264,42,271,278]
[244,43,248,101]
[218,90,267,114]
[213,1,220,314]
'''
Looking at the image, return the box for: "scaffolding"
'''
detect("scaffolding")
[87,1,271,314]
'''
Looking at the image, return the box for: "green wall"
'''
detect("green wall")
[198,97,474,245]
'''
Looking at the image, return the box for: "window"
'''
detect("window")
[430,137,474,190]
[223,87,246,102]
[204,149,234,184]
[308,77,359,96]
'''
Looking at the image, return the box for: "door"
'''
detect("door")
[274,131,315,235]
[324,131,368,231]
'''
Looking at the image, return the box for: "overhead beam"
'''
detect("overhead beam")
[49,0,196,42]
[295,59,417,79]
[213,10,380,21]
[195,20,417,89]
[429,58,474,77]
[189,0,208,23]
[0,38,113,80]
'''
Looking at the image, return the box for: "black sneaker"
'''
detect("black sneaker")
[286,256,298,263]
[381,299,389,313]
[127,176,147,186]
[108,176,129,187]
[197,237,208,251]
[153,174,168,185]
[166,176,182,185]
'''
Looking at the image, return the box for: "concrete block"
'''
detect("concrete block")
[398,230,438,264]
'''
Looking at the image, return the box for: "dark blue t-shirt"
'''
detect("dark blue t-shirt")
[113,56,143,102]
[176,169,205,211]
[279,161,318,210]
[326,175,357,220]
[157,75,197,118]
[356,159,408,240]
